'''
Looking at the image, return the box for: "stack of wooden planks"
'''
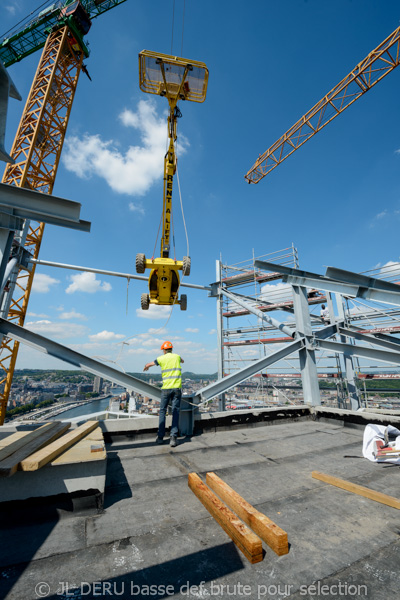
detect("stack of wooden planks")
[0,420,101,477]
[188,472,289,564]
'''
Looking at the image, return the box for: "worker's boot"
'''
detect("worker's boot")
[170,436,177,448]
[155,437,164,444]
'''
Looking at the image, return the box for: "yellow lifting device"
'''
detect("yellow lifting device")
[135,50,208,311]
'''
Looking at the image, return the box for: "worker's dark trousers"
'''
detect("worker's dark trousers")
[158,388,182,439]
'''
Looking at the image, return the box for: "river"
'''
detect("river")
[49,388,126,420]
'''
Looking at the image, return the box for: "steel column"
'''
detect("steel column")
[292,285,321,406]
[215,259,225,410]
[335,293,360,410]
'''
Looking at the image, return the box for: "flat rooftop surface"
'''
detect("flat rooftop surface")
[1,418,400,599]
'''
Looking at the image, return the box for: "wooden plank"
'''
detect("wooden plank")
[0,431,30,450]
[51,427,105,466]
[0,421,70,477]
[206,472,289,556]
[312,471,400,510]
[188,472,263,564]
[20,421,99,471]
[0,423,53,462]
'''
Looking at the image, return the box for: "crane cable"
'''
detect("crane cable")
[170,0,186,56]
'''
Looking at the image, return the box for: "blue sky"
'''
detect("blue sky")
[1,0,400,374]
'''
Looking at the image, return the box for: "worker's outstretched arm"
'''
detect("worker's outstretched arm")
[143,361,156,372]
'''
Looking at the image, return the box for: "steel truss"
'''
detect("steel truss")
[0,26,83,424]
[207,255,400,410]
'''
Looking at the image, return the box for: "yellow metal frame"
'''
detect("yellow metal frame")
[138,50,208,103]
[0,27,83,425]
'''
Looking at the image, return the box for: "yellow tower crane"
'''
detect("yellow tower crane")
[245,26,400,184]
[135,50,208,311]
[0,1,126,426]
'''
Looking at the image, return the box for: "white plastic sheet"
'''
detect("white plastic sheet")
[362,423,400,464]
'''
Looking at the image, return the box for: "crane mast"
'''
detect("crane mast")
[0,0,126,425]
[245,26,400,184]
[0,26,83,424]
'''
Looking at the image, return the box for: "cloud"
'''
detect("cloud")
[59,310,88,320]
[5,5,17,15]
[370,209,400,228]
[377,260,400,280]
[62,100,189,197]
[148,327,167,335]
[25,320,88,339]
[208,329,217,335]
[89,330,125,342]
[28,312,49,318]
[259,282,292,306]
[185,328,199,333]
[129,202,145,215]
[136,305,172,320]
[66,272,112,294]
[32,273,60,293]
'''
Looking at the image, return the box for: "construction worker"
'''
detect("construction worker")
[320,304,329,324]
[143,341,184,447]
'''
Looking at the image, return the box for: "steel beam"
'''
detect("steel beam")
[196,338,304,402]
[338,326,400,353]
[314,323,340,339]
[315,338,400,367]
[254,260,332,286]
[0,211,24,232]
[285,274,400,307]
[31,259,211,291]
[0,318,162,400]
[256,259,400,306]
[325,266,400,293]
[219,287,295,338]
[0,182,91,232]
[0,59,21,163]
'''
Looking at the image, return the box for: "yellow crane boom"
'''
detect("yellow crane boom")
[245,26,400,184]
[135,50,208,312]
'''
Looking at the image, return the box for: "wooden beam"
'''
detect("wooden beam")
[312,471,400,510]
[0,421,70,477]
[0,423,53,461]
[206,472,289,556]
[20,421,99,471]
[188,472,263,564]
